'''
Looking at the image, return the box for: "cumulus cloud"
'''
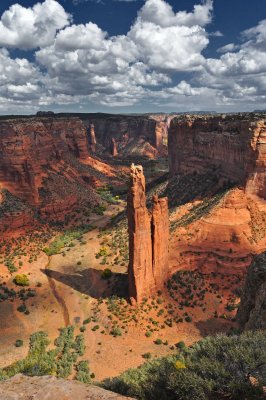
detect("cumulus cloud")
[0,0,71,49]
[0,0,265,112]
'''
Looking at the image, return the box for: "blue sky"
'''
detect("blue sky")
[0,0,266,114]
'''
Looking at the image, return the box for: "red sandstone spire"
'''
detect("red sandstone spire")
[127,164,169,303]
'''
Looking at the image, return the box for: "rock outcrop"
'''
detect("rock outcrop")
[237,252,266,331]
[127,164,169,303]
[168,114,266,199]
[0,374,135,400]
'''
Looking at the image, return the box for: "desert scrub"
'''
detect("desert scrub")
[43,225,92,256]
[101,268,113,280]
[103,331,266,400]
[93,204,106,215]
[0,326,88,381]
[75,360,91,384]
[13,274,29,286]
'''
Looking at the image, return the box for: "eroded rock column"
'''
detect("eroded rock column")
[127,164,154,303]
[88,124,96,153]
[127,164,169,303]
[151,195,169,289]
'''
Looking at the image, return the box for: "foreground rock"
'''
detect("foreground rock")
[237,252,266,331]
[0,375,135,400]
[127,164,169,303]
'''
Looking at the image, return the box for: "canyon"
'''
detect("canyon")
[0,112,265,397]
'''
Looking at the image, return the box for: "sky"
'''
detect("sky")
[0,0,266,114]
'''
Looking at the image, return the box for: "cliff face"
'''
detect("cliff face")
[168,115,266,276]
[0,117,91,205]
[127,164,169,303]
[237,252,266,331]
[168,115,266,199]
[84,114,169,159]
[0,116,116,232]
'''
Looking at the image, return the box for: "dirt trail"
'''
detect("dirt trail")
[44,256,70,327]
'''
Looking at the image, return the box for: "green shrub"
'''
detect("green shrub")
[101,268,113,280]
[110,327,122,337]
[176,341,186,350]
[75,360,91,384]
[15,340,23,348]
[154,339,163,345]
[13,274,29,286]
[142,353,152,359]
[103,331,266,400]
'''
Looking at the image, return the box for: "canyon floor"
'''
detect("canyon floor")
[0,158,247,381]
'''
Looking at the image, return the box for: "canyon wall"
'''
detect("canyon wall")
[237,252,266,331]
[127,164,169,303]
[0,117,91,204]
[0,116,112,233]
[83,114,170,158]
[168,114,266,276]
[168,115,266,199]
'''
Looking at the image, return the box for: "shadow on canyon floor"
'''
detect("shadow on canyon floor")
[41,267,128,299]
[195,318,235,337]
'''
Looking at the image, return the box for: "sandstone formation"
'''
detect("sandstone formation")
[168,114,266,276]
[168,114,266,199]
[83,114,171,158]
[0,116,119,232]
[0,374,135,400]
[127,164,169,303]
[237,252,266,331]
[0,117,91,205]
[88,123,97,153]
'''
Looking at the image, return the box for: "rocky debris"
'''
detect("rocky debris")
[127,164,169,303]
[0,374,135,400]
[237,252,266,331]
[168,115,266,200]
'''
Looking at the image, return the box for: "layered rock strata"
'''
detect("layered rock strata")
[127,164,169,303]
[237,252,266,331]
[83,114,171,158]
[168,114,266,276]
[168,114,266,199]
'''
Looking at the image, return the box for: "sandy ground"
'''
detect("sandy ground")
[0,200,241,381]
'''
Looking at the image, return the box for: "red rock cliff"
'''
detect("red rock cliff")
[127,164,169,303]
[168,115,266,199]
[0,117,91,205]
[83,114,170,158]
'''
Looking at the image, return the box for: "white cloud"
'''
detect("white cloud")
[0,0,265,112]
[0,0,71,50]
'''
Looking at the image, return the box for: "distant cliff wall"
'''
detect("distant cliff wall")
[168,116,266,199]
[84,115,169,158]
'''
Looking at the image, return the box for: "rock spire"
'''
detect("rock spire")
[127,164,169,303]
